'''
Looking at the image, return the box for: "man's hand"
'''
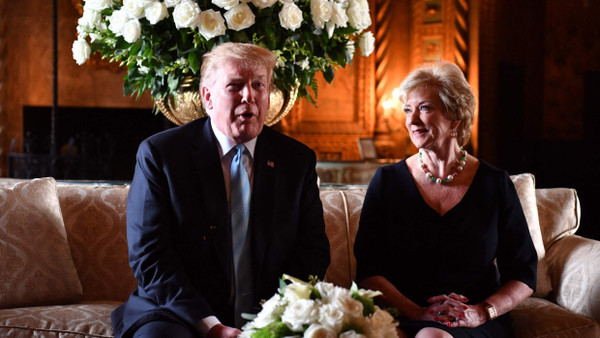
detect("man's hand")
[206,323,242,338]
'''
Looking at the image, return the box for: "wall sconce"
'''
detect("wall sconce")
[382,86,402,111]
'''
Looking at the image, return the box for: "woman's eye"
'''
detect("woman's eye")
[419,105,431,111]
[403,108,412,114]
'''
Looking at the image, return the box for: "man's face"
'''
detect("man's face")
[202,61,271,143]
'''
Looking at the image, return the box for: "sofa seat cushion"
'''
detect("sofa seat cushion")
[512,297,600,338]
[0,301,121,337]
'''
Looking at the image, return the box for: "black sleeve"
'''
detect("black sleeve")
[496,172,538,291]
[354,167,388,283]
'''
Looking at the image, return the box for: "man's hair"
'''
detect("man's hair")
[200,42,277,90]
[399,60,476,146]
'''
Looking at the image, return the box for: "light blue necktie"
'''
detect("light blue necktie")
[230,144,253,328]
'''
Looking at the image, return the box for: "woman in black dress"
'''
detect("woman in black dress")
[354,61,537,338]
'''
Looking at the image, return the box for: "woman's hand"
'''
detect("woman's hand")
[426,293,484,327]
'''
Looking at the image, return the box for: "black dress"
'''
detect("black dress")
[354,160,537,338]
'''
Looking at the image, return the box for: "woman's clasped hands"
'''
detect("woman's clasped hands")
[424,293,487,328]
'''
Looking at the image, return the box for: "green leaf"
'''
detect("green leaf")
[323,65,335,83]
[188,51,201,74]
[167,72,179,93]
[251,321,293,338]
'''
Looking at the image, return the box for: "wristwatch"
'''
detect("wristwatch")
[481,301,498,320]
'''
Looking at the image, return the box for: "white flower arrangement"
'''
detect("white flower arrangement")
[240,275,398,338]
[72,0,375,103]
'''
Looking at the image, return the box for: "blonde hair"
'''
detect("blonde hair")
[399,60,476,146]
[200,42,277,90]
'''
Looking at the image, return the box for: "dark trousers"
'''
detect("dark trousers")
[132,320,198,338]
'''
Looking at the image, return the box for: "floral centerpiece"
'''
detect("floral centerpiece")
[72,0,375,106]
[240,275,398,338]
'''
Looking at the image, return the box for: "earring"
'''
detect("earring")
[450,130,457,138]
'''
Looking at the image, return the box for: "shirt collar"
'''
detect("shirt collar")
[210,119,257,159]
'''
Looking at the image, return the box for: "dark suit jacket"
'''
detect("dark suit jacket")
[111,117,330,337]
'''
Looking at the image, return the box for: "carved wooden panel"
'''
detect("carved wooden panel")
[277,2,377,161]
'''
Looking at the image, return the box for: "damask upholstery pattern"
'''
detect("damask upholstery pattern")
[546,235,600,322]
[56,184,137,302]
[0,178,82,309]
[536,188,580,249]
[0,302,119,337]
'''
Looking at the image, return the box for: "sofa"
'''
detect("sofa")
[0,174,598,337]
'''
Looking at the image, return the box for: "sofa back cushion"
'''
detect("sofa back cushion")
[0,178,83,308]
[321,187,366,288]
[535,188,580,249]
[57,183,137,302]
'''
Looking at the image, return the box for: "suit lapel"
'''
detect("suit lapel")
[189,119,231,283]
[250,129,277,279]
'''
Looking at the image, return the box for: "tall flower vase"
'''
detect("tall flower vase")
[155,77,298,127]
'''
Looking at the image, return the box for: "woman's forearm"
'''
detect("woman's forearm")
[359,275,425,320]
[482,280,534,318]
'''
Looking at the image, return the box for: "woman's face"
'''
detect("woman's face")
[403,86,456,151]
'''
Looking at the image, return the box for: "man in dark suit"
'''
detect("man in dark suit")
[111,43,330,338]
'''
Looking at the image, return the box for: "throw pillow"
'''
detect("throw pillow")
[0,177,82,309]
[510,173,552,298]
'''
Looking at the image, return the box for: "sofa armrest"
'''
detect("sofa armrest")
[545,235,600,322]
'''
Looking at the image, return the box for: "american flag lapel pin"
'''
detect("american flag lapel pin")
[267,160,275,168]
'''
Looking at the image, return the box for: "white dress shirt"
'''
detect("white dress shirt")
[196,122,257,336]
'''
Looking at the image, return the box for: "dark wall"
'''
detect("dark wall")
[479,1,600,240]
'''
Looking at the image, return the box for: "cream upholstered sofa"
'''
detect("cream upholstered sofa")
[0,174,599,337]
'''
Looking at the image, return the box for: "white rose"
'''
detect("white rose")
[122,19,142,42]
[197,9,227,40]
[83,0,114,11]
[173,0,201,29]
[281,299,319,332]
[331,3,348,27]
[108,9,130,35]
[283,283,312,302]
[164,0,181,7]
[78,7,102,29]
[212,0,239,10]
[365,308,397,338]
[224,3,255,31]
[311,0,333,30]
[304,323,337,338]
[339,330,367,338]
[251,0,277,9]
[72,38,91,65]
[145,1,168,24]
[278,2,303,31]
[347,0,371,32]
[136,0,156,7]
[359,31,375,56]
[314,282,335,302]
[333,293,364,319]
[317,303,344,332]
[122,0,145,19]
[246,294,285,329]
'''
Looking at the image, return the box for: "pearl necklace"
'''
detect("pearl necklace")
[419,147,467,184]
